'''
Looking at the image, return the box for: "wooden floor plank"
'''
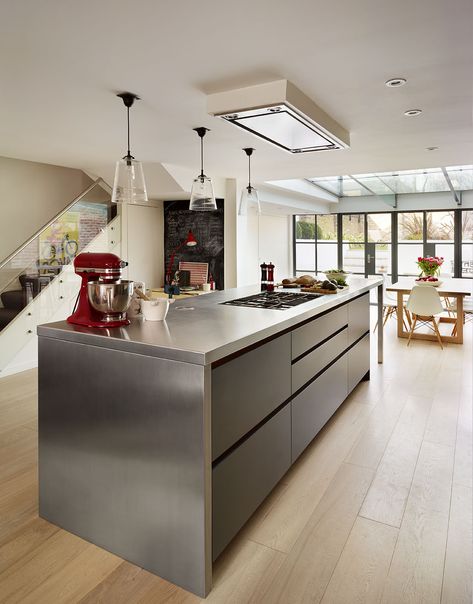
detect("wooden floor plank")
[320,516,398,604]
[244,400,373,553]
[381,440,455,604]
[359,394,433,527]
[78,562,167,604]
[20,544,122,604]
[0,518,59,574]
[441,484,473,604]
[345,383,408,469]
[257,462,374,604]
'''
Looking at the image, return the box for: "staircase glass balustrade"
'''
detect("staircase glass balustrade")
[0,178,123,375]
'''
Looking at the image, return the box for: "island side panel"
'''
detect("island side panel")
[38,336,211,597]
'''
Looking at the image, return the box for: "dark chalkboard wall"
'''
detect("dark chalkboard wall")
[164,199,225,289]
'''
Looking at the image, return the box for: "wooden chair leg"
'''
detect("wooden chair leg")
[452,321,458,336]
[407,315,417,346]
[404,309,412,327]
[432,317,444,350]
[383,307,392,326]
[374,306,386,332]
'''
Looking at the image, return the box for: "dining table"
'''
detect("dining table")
[387,277,472,345]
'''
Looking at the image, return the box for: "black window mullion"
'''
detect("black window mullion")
[392,212,398,282]
[314,214,317,274]
[337,213,343,270]
[454,209,462,278]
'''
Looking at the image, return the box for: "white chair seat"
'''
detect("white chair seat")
[406,285,444,349]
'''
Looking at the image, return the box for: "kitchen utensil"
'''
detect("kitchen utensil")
[141,299,169,321]
[67,252,132,328]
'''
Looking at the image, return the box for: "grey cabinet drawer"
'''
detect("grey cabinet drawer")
[348,333,370,393]
[292,305,348,360]
[347,294,370,345]
[292,328,348,393]
[212,334,291,460]
[212,405,291,559]
[292,355,348,462]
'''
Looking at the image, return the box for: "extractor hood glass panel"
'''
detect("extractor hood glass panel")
[224,106,338,153]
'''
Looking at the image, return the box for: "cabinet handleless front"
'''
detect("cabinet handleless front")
[211,333,291,460]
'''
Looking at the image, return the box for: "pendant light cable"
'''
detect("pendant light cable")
[200,134,204,178]
[112,91,148,205]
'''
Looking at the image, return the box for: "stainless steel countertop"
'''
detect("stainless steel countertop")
[38,277,382,365]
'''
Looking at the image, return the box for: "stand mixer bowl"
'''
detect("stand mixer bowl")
[87,280,134,320]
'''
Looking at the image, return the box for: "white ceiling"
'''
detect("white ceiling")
[1,0,472,194]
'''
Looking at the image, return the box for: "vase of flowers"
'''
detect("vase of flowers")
[416,256,444,277]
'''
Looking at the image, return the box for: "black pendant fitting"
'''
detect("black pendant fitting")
[194,127,210,139]
[243,147,255,157]
[117,92,140,108]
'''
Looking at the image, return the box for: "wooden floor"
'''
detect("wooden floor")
[0,310,471,603]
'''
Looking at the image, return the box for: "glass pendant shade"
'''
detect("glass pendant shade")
[239,185,260,215]
[112,92,148,204]
[190,127,217,211]
[239,148,261,215]
[112,158,148,204]
[189,174,217,211]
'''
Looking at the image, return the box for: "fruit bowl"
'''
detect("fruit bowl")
[415,277,442,287]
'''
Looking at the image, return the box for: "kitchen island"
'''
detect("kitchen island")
[37,277,383,597]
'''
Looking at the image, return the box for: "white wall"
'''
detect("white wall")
[0,156,92,260]
[121,203,164,289]
[237,209,293,286]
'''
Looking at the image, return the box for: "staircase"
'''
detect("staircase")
[0,178,122,376]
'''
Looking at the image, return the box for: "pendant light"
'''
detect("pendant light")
[112,92,148,204]
[239,148,261,215]
[189,127,217,211]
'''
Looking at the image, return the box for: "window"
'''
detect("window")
[294,209,471,280]
[295,215,316,273]
[462,210,473,278]
[342,214,365,274]
[316,214,338,272]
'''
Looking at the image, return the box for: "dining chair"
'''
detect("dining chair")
[406,285,444,349]
[373,274,410,332]
[450,297,473,336]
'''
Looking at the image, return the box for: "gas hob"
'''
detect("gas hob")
[221,291,323,310]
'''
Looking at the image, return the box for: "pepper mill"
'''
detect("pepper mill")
[260,262,268,291]
[267,262,275,292]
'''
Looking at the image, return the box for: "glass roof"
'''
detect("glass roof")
[308,165,473,197]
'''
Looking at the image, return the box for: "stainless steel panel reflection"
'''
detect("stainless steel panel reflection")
[38,336,211,597]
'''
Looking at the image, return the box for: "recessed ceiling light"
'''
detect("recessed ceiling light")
[385,77,407,87]
[426,146,439,151]
[404,109,422,116]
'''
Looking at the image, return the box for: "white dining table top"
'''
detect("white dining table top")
[387,277,472,296]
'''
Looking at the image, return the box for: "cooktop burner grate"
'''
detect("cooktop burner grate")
[221,291,323,310]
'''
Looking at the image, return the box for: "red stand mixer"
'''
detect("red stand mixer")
[67,252,134,328]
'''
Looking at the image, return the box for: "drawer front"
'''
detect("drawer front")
[348,294,370,346]
[212,334,291,460]
[292,305,348,360]
[292,355,348,462]
[212,405,291,559]
[348,333,370,393]
[292,328,348,393]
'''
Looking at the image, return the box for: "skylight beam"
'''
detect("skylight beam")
[441,167,461,205]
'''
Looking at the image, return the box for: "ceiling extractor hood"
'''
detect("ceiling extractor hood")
[207,79,350,154]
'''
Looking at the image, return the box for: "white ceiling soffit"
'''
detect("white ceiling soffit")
[266,179,339,204]
[207,80,349,154]
[258,185,332,214]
